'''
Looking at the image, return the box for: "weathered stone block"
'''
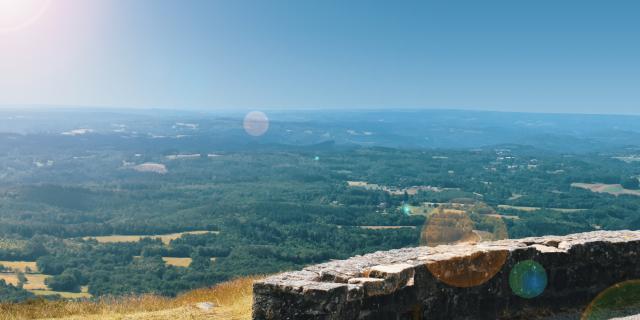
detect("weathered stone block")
[253,230,640,319]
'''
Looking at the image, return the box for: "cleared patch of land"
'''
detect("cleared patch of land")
[165,154,201,160]
[497,205,586,213]
[571,183,640,197]
[508,193,524,200]
[162,257,192,267]
[83,230,219,245]
[347,181,450,195]
[131,163,168,174]
[359,226,417,230]
[0,273,49,290]
[486,214,520,220]
[400,203,449,217]
[29,289,92,299]
[613,156,640,163]
[0,261,38,273]
[132,257,217,268]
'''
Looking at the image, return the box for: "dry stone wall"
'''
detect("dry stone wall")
[252,230,640,319]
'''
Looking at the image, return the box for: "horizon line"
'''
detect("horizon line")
[0,104,639,117]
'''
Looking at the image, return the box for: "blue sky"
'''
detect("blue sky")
[0,0,638,114]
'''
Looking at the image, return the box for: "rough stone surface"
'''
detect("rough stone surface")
[611,316,640,320]
[252,230,640,319]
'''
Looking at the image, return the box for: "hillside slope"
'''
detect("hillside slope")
[0,277,257,320]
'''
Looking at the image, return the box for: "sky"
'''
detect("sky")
[0,0,638,114]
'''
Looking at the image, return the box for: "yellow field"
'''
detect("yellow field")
[0,261,38,273]
[0,273,49,290]
[0,276,259,320]
[161,257,192,267]
[83,230,219,245]
[133,257,216,268]
[29,290,92,299]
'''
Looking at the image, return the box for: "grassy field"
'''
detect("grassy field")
[0,261,38,273]
[0,273,49,290]
[131,257,217,268]
[571,183,640,197]
[0,276,258,320]
[83,231,219,245]
[161,257,192,268]
[29,289,92,299]
[0,273,92,299]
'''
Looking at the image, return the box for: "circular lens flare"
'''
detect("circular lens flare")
[582,280,640,320]
[420,201,509,288]
[509,260,547,299]
[243,111,269,137]
[0,0,51,33]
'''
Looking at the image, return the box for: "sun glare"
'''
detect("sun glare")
[0,0,51,33]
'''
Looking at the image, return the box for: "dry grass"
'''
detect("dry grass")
[0,273,49,290]
[0,261,38,273]
[173,276,256,319]
[83,231,219,245]
[571,183,640,197]
[29,290,92,299]
[161,258,192,268]
[0,276,259,320]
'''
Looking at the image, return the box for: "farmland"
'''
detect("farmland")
[30,288,92,299]
[0,261,38,273]
[0,273,49,290]
[571,183,640,197]
[161,257,217,268]
[83,231,219,245]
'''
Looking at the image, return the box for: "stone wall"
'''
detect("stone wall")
[252,230,640,319]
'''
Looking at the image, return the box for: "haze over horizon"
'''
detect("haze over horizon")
[1,0,638,114]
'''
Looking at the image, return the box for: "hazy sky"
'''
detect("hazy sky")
[0,0,638,114]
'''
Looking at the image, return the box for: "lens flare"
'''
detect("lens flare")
[509,260,547,299]
[420,201,509,288]
[402,204,412,216]
[582,280,640,320]
[243,111,269,137]
[0,0,51,33]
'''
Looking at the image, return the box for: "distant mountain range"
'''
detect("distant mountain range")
[1,108,639,153]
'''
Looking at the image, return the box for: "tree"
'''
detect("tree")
[16,272,27,288]
[45,270,81,292]
[0,280,35,303]
[189,251,212,272]
[622,177,640,190]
